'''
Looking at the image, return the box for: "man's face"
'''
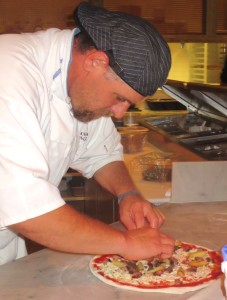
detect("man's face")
[67,49,144,123]
[69,80,143,123]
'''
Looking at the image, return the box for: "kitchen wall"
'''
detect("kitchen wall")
[168,43,191,82]
[0,0,81,33]
[168,43,226,84]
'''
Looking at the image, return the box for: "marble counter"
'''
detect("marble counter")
[0,202,226,300]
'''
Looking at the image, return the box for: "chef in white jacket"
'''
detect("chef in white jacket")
[0,3,175,265]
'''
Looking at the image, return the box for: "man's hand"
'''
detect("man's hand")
[119,194,165,230]
[120,226,175,261]
[94,161,165,229]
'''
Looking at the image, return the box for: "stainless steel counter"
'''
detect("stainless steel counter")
[0,201,226,300]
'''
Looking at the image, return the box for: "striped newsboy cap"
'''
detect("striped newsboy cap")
[74,2,171,97]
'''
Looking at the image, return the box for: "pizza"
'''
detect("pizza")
[89,241,223,294]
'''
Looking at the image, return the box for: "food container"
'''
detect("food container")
[118,126,149,154]
[129,152,174,181]
[142,157,172,182]
[146,98,186,111]
[123,111,141,126]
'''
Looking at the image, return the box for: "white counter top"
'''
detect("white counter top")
[0,202,226,300]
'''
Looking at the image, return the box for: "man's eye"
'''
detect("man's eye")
[116,96,128,103]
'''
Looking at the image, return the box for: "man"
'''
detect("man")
[0,2,174,265]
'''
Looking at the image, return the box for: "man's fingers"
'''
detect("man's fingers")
[160,243,176,258]
[160,232,175,243]
[133,210,146,229]
[146,206,165,228]
[120,213,137,230]
[160,233,176,258]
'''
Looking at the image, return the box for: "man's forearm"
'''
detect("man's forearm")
[9,204,126,255]
[9,203,174,260]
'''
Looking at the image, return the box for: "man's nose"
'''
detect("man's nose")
[110,102,130,119]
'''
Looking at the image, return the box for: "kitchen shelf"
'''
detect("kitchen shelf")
[60,169,119,224]
[63,169,82,177]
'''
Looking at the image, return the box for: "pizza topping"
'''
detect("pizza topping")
[177,267,185,277]
[91,241,222,290]
[150,265,165,275]
[174,278,183,285]
[188,250,208,259]
[112,259,126,269]
[187,267,197,273]
[126,261,143,278]
[189,260,209,267]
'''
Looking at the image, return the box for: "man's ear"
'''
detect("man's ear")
[83,50,109,71]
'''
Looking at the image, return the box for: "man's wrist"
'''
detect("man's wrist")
[117,189,141,204]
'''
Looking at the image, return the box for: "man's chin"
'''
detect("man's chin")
[74,115,99,123]
[72,110,111,123]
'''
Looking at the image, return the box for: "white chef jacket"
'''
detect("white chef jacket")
[0,28,123,264]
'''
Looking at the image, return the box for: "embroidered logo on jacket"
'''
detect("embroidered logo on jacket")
[80,131,88,142]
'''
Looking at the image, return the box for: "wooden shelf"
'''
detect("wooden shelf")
[63,170,82,177]
[63,196,87,202]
